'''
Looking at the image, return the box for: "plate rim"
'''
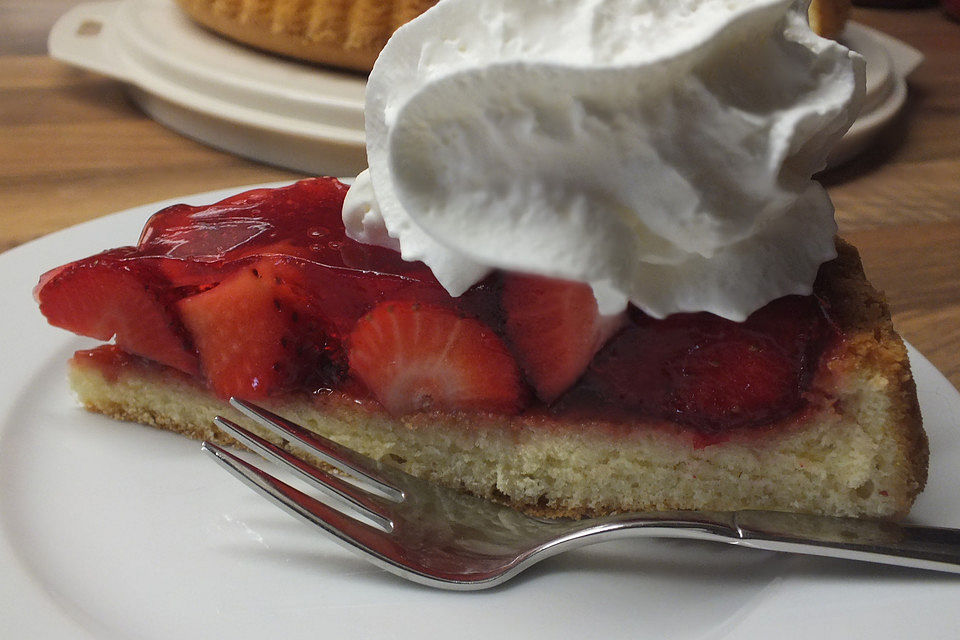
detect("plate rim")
[2,184,959,639]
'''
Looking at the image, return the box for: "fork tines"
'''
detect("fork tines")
[203,397,404,534]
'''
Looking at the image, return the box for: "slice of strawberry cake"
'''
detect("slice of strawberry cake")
[36,178,927,520]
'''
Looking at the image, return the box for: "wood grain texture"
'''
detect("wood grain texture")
[846,222,960,388]
[1,0,958,392]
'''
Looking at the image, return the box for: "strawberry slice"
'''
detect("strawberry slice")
[35,254,199,375]
[348,301,525,415]
[566,298,829,432]
[668,335,799,429]
[502,274,622,403]
[176,257,342,399]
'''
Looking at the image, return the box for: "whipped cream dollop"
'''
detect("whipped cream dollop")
[344,0,865,320]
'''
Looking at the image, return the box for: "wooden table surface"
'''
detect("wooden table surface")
[2,1,959,390]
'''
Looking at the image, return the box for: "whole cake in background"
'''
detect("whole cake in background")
[174,0,852,72]
[809,0,852,39]
[174,0,439,71]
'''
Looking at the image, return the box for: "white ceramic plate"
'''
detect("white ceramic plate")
[3,185,960,639]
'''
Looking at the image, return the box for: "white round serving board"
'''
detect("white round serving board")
[48,0,922,174]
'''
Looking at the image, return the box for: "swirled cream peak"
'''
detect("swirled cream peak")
[347,0,865,320]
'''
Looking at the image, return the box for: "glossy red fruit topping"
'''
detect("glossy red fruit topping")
[176,257,344,399]
[502,274,619,403]
[136,178,430,280]
[137,179,457,336]
[36,177,835,432]
[35,254,199,375]
[562,296,831,432]
[348,301,526,415]
[35,178,453,387]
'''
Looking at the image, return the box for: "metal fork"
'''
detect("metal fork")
[202,398,960,590]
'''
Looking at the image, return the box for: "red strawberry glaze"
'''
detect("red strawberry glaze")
[70,344,159,384]
[39,178,837,436]
[556,295,836,434]
[38,179,500,400]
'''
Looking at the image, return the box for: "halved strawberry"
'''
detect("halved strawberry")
[35,254,199,375]
[176,257,342,399]
[668,335,800,430]
[348,301,525,415]
[502,274,622,403]
[566,298,829,432]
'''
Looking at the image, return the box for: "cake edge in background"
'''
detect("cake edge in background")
[173,0,852,72]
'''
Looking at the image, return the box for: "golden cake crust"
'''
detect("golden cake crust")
[808,0,852,40]
[66,239,927,520]
[174,0,850,72]
[174,0,438,72]
[814,239,928,499]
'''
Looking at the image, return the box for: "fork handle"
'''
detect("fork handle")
[579,510,960,575]
[729,510,960,574]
